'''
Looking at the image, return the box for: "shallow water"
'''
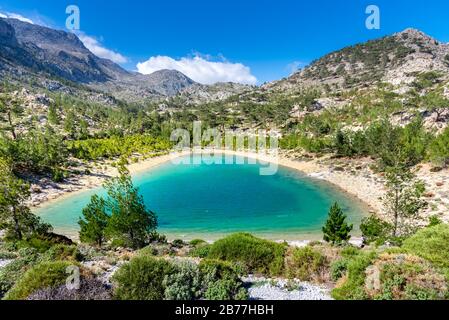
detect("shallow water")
[35,154,368,240]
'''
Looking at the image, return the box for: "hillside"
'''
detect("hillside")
[266,29,449,93]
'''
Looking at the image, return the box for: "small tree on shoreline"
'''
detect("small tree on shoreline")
[79,165,158,249]
[322,202,353,245]
[78,195,109,247]
[383,166,427,238]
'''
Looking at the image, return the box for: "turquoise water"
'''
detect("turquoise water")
[34,154,367,240]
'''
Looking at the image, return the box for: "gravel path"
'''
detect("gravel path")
[243,276,333,300]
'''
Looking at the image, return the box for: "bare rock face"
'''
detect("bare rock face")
[391,107,449,133]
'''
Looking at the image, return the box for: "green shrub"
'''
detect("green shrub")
[199,259,242,279]
[402,224,449,276]
[4,261,74,300]
[360,215,393,245]
[171,239,185,248]
[41,245,83,262]
[112,255,176,300]
[207,233,286,276]
[285,246,328,282]
[189,239,207,247]
[428,126,449,166]
[0,248,41,297]
[330,259,349,281]
[199,259,248,300]
[163,262,202,300]
[205,279,248,300]
[16,237,54,253]
[428,215,443,227]
[370,254,448,300]
[332,251,377,300]
[189,244,211,258]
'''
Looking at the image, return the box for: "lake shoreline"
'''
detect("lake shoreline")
[30,149,384,243]
[31,149,383,216]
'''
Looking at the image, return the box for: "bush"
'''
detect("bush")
[285,246,329,282]
[332,251,377,300]
[41,245,83,262]
[189,244,211,258]
[207,233,286,276]
[163,262,202,300]
[27,278,112,300]
[360,215,393,245]
[171,239,186,248]
[428,215,443,227]
[402,224,449,276]
[428,126,449,167]
[0,248,41,297]
[330,259,349,281]
[112,255,176,300]
[205,279,248,300]
[368,254,448,300]
[189,239,207,247]
[4,261,75,300]
[199,259,248,300]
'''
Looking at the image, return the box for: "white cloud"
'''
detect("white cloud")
[0,12,34,24]
[136,55,257,85]
[77,34,127,64]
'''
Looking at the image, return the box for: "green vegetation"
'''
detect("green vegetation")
[0,158,51,240]
[331,251,377,300]
[67,135,170,160]
[79,166,157,249]
[360,215,393,245]
[78,195,109,246]
[4,261,75,300]
[113,255,176,300]
[112,255,247,300]
[0,247,41,297]
[429,126,449,166]
[206,233,287,276]
[383,166,427,238]
[322,202,353,245]
[402,224,449,277]
[285,246,328,282]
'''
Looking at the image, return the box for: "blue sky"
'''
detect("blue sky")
[0,0,448,84]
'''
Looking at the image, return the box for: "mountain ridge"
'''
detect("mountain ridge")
[1,17,448,105]
[0,17,251,102]
[265,28,449,93]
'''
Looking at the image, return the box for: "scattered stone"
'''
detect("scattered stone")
[243,276,332,301]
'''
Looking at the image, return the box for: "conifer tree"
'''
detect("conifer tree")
[78,195,109,247]
[322,202,353,245]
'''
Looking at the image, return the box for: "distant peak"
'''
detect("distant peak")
[396,28,433,40]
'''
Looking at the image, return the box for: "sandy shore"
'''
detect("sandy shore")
[30,151,190,209]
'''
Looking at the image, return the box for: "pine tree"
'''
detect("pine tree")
[104,165,157,249]
[0,159,51,240]
[322,202,353,245]
[48,103,59,125]
[78,195,110,247]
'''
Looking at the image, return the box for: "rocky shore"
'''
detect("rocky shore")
[243,276,332,300]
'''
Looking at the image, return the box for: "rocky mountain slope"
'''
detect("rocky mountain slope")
[266,28,449,93]
[0,17,250,103]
